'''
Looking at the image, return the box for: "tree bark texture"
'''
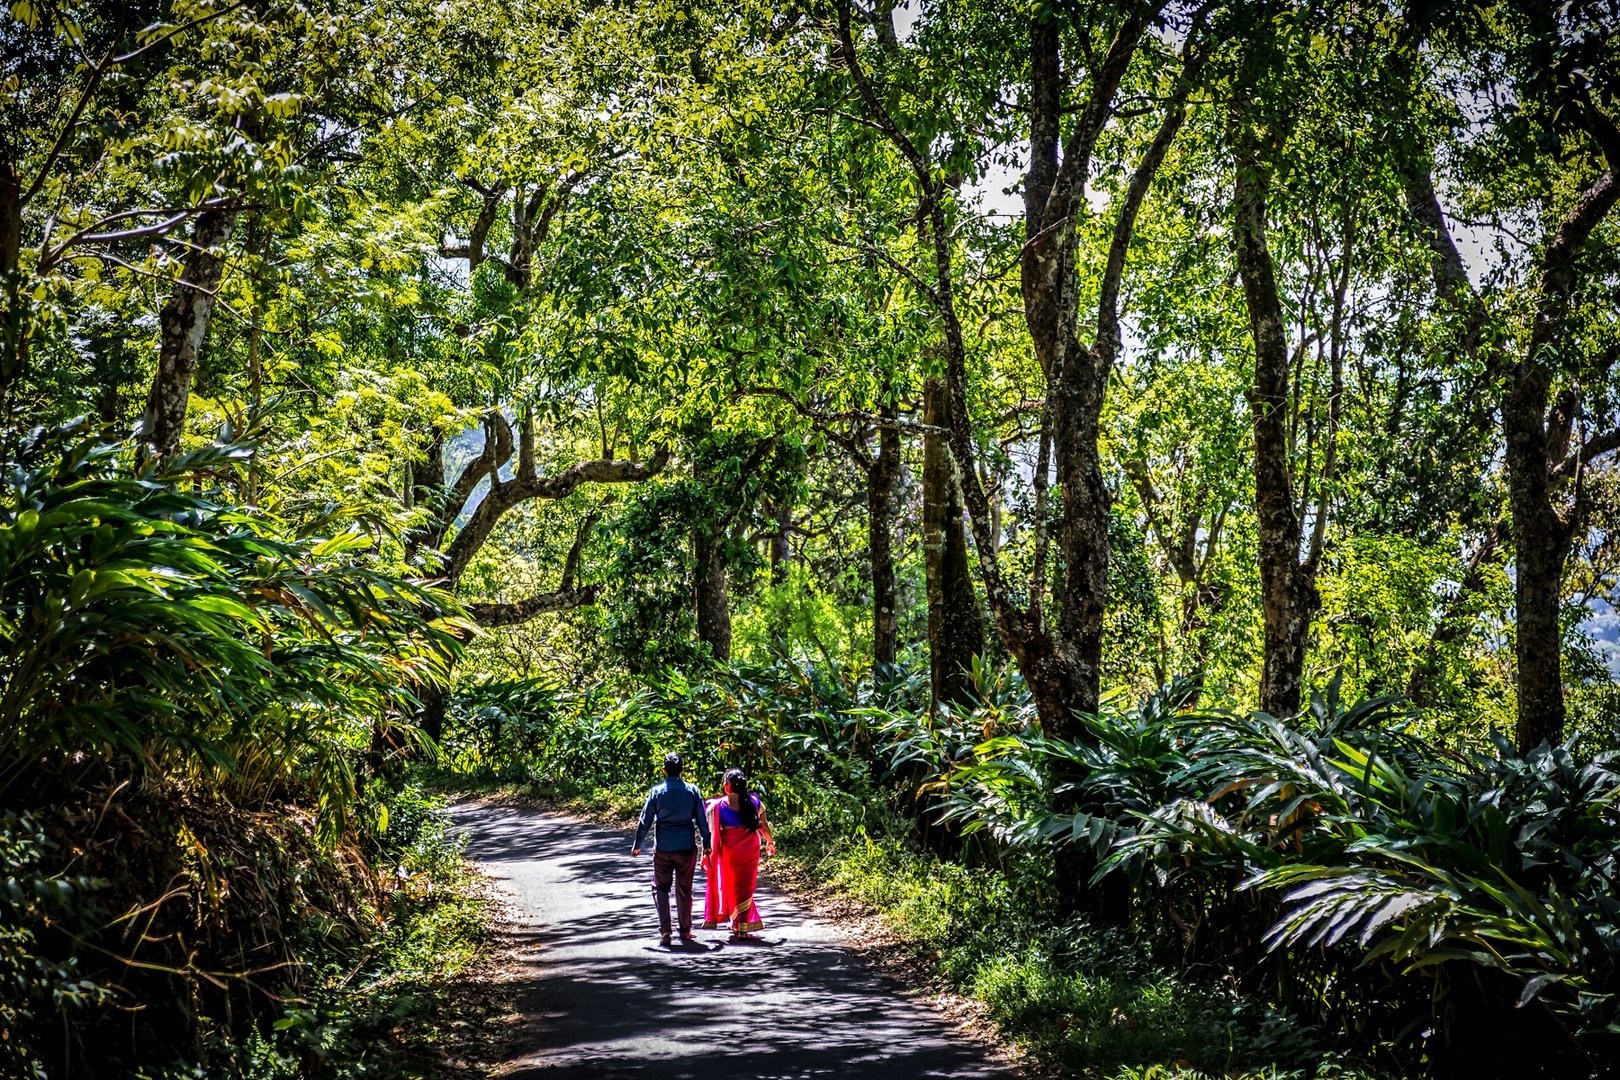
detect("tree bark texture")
[439,440,668,584]
[1506,161,1618,748]
[418,682,450,748]
[1398,99,1619,747]
[0,162,17,276]
[694,525,732,662]
[1,161,22,408]
[1503,379,1570,748]
[869,411,902,668]
[1010,15,1154,729]
[1231,123,1317,719]
[769,497,791,585]
[923,377,983,708]
[139,207,238,460]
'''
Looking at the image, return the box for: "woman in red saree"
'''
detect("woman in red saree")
[702,768,776,939]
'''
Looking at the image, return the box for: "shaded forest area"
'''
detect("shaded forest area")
[3,0,1620,1077]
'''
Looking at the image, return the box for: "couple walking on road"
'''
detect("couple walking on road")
[630,752,777,946]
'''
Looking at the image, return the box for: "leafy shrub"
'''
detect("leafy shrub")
[0,420,468,837]
[0,421,478,1073]
[0,813,110,1080]
[822,833,1011,953]
[940,679,1620,1066]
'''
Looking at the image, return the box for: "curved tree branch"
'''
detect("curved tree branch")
[463,509,605,627]
[466,586,601,627]
[440,446,670,583]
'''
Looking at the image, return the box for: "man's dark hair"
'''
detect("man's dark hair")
[663,752,683,776]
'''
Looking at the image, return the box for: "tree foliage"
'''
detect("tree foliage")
[6,0,1620,1072]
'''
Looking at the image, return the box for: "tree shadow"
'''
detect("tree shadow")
[450,800,1015,1080]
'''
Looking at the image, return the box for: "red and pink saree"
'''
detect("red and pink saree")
[702,796,763,933]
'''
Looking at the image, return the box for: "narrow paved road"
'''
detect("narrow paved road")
[451,801,1017,1080]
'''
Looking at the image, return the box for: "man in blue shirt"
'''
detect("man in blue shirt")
[631,752,711,946]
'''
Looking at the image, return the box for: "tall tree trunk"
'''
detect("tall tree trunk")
[1049,354,1111,721]
[1232,105,1316,719]
[923,377,982,708]
[694,525,732,662]
[768,497,791,584]
[1504,377,1568,748]
[1180,582,1226,705]
[1,161,25,411]
[1008,9,1171,733]
[418,683,450,749]
[0,163,17,277]
[1397,112,1618,745]
[869,410,902,668]
[835,0,1190,919]
[139,207,238,460]
[1503,145,1618,747]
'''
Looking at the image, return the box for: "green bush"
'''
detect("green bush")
[0,813,110,1080]
[0,421,476,1075]
[0,419,466,838]
[941,679,1620,1067]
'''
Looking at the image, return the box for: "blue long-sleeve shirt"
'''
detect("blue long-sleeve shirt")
[634,777,712,852]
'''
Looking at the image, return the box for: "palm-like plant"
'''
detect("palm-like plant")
[934,676,1620,1046]
[934,679,1204,863]
[1246,737,1620,1035]
[0,420,469,837]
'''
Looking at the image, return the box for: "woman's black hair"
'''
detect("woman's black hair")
[723,768,759,831]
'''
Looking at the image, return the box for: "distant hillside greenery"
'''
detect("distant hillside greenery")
[4,0,1619,1077]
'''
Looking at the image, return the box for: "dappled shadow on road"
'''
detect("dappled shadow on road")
[451,801,1013,1080]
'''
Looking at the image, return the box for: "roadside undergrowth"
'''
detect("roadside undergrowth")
[430,772,1381,1080]
[795,831,1381,1080]
[3,775,492,1079]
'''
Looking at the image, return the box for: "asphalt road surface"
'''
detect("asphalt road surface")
[451,801,1017,1080]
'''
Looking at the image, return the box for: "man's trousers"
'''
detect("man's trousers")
[652,848,698,938]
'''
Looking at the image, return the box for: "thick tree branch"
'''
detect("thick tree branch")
[439,445,670,584]
[527,445,670,500]
[834,1,929,183]
[1096,15,1208,366]
[38,199,245,271]
[1552,428,1620,487]
[111,0,250,66]
[1041,7,1159,235]
[531,170,585,249]
[1401,166,1490,351]
[825,235,940,306]
[462,508,604,627]
[466,587,601,626]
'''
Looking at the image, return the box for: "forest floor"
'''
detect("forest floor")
[443,799,1025,1079]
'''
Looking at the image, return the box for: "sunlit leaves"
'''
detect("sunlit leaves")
[0,420,469,838]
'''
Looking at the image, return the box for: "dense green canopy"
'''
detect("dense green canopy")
[4,0,1620,1075]
[11,0,1619,745]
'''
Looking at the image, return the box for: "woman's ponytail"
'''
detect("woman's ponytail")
[724,768,759,831]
